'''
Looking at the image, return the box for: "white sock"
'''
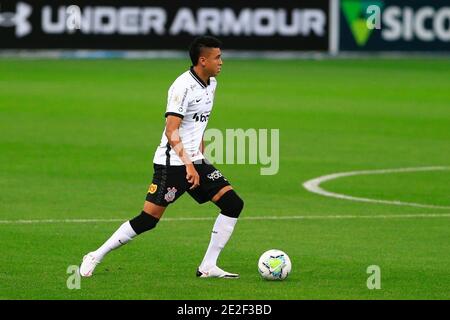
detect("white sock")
[92,221,137,261]
[199,214,238,271]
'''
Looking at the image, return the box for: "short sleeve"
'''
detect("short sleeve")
[165,83,189,119]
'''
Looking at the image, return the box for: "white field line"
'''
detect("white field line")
[0,213,449,225]
[1,167,449,225]
[303,166,450,209]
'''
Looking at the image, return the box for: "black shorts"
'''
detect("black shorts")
[146,160,231,207]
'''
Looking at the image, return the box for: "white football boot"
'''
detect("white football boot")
[196,266,239,278]
[79,252,100,277]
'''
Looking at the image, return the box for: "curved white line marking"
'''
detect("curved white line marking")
[0,213,449,224]
[303,166,450,209]
[1,166,448,225]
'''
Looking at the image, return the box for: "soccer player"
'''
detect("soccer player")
[80,36,243,279]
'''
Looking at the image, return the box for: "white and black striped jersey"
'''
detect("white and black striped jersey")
[153,67,217,166]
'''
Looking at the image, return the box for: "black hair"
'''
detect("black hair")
[189,36,222,66]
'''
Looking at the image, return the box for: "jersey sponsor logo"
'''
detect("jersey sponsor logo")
[148,183,158,194]
[164,187,177,202]
[193,111,210,122]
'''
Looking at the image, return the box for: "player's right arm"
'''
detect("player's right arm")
[165,116,200,190]
[164,80,200,189]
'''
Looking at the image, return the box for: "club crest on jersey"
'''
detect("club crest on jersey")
[148,184,158,194]
[164,187,177,202]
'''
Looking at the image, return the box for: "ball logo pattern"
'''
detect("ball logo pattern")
[258,249,292,280]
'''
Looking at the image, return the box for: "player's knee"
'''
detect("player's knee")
[129,211,159,235]
[215,190,244,218]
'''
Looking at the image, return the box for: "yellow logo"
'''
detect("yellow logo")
[148,184,158,194]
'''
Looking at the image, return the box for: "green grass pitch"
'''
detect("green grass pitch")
[0,58,449,299]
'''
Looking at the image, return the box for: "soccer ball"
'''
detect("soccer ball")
[258,249,292,280]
